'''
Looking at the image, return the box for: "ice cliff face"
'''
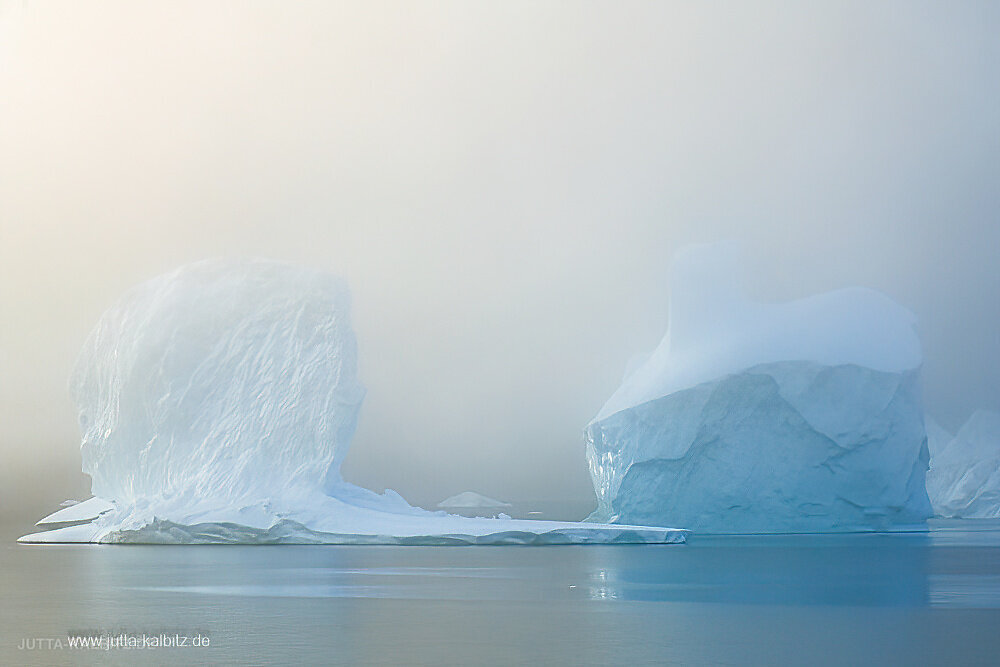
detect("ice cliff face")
[587,242,932,533]
[588,362,931,532]
[71,258,365,508]
[927,410,1000,518]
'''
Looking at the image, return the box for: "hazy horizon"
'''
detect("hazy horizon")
[2,1,998,522]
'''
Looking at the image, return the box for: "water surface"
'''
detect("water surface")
[3,519,1000,665]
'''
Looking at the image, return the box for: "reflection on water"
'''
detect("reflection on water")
[929,575,1000,608]
[118,531,1000,608]
[4,521,1000,665]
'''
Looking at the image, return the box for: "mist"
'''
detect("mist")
[1,1,998,522]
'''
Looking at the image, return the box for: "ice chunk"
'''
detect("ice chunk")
[437,492,512,509]
[23,258,684,545]
[586,243,931,533]
[927,410,1000,518]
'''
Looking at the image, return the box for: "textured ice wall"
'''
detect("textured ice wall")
[927,410,1000,518]
[71,258,365,507]
[587,243,931,533]
[588,362,931,532]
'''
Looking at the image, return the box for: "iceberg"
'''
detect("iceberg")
[927,410,1000,518]
[586,242,932,533]
[437,492,512,509]
[20,258,683,546]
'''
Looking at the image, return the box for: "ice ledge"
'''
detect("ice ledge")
[19,518,686,546]
[36,497,114,525]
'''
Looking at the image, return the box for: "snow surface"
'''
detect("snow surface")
[437,492,512,508]
[927,410,1000,518]
[596,242,922,421]
[22,258,684,546]
[587,243,931,533]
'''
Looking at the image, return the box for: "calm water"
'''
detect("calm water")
[3,519,1000,666]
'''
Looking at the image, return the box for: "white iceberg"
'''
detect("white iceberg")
[437,492,512,509]
[20,258,683,546]
[927,410,1000,518]
[586,242,932,533]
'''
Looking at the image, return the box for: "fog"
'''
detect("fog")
[1,1,998,522]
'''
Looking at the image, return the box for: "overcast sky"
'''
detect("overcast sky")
[2,1,998,520]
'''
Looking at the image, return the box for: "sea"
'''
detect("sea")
[3,510,1000,666]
